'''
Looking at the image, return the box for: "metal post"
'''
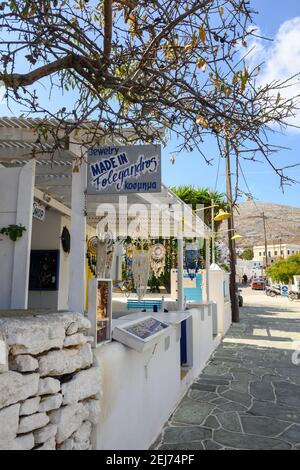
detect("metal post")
[205,238,210,302]
[211,198,215,264]
[262,212,268,268]
[177,216,184,311]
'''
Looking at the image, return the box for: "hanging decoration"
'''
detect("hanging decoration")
[87,236,98,277]
[171,237,177,269]
[125,242,134,279]
[150,243,166,279]
[87,231,115,279]
[184,242,201,280]
[132,246,150,301]
[105,235,114,278]
[61,226,71,253]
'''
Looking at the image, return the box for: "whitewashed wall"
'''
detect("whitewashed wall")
[209,269,231,336]
[95,327,180,450]
[58,216,71,310]
[0,162,35,309]
[189,305,217,376]
[94,306,218,450]
[29,210,71,310]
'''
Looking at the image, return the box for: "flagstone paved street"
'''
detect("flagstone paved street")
[154,289,300,450]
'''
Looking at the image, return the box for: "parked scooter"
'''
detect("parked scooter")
[289,290,300,301]
[265,285,281,297]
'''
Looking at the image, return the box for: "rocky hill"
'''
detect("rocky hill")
[218,200,300,248]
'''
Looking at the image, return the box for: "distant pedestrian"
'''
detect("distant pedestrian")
[243,274,248,285]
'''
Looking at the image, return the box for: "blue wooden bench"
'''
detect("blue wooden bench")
[127,299,162,310]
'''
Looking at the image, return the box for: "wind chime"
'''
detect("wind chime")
[87,237,97,277]
[122,238,169,300]
[132,243,150,301]
[125,242,134,280]
[87,231,114,279]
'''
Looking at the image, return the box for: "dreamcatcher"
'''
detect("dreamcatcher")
[150,243,166,279]
[132,247,150,301]
[87,231,114,279]
[184,242,202,280]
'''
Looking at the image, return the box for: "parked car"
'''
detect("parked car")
[251,278,266,290]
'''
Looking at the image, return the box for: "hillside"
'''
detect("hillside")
[218,201,300,248]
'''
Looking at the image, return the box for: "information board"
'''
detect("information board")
[112,316,171,352]
[124,317,168,340]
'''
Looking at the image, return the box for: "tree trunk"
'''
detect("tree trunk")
[225,138,240,323]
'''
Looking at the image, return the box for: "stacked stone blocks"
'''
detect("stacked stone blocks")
[0,313,101,450]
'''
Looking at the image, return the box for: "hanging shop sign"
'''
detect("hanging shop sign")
[33,200,46,221]
[87,144,161,195]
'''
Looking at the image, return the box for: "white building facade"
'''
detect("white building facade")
[253,243,300,265]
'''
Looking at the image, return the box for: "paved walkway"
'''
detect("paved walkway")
[154,290,300,450]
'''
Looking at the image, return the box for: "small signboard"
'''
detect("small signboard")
[33,200,46,221]
[281,285,289,298]
[88,279,112,346]
[87,144,161,195]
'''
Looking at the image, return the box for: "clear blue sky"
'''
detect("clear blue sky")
[163,0,300,207]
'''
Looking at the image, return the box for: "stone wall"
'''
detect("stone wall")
[0,312,101,450]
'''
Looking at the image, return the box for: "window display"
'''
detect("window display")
[88,279,112,345]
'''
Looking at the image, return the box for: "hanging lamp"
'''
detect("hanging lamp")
[214,209,231,222]
[231,232,243,241]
